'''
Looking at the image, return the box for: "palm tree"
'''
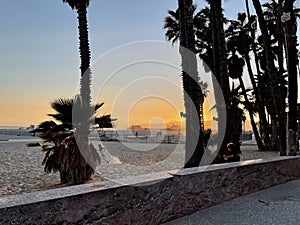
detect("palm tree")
[29,98,113,183]
[228,84,246,146]
[62,0,92,145]
[41,0,94,183]
[165,4,237,159]
[165,6,213,166]
[29,0,97,184]
[63,0,92,104]
[240,4,272,149]
[252,0,287,155]
[208,0,234,163]
[178,0,205,168]
[194,7,214,71]
[262,0,285,76]
[261,0,300,153]
[227,53,264,149]
[254,2,285,151]
[282,0,299,155]
[226,13,266,151]
[245,0,262,77]
[95,115,115,129]
[164,6,213,71]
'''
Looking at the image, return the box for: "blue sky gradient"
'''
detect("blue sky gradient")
[0,0,298,126]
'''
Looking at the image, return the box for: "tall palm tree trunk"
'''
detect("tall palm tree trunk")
[209,0,232,163]
[178,0,205,168]
[214,1,231,106]
[245,0,271,149]
[252,0,286,155]
[244,54,266,150]
[73,3,95,183]
[277,0,285,77]
[238,76,265,150]
[77,3,92,130]
[283,0,298,155]
[271,115,280,150]
[59,0,96,184]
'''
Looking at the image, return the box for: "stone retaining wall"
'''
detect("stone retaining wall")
[1,156,300,225]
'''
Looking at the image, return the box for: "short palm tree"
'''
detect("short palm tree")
[35,0,94,184]
[95,115,115,129]
[29,98,113,184]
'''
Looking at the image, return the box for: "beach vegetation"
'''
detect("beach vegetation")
[28,0,103,184]
[28,97,114,184]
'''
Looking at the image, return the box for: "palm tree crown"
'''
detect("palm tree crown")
[62,0,90,10]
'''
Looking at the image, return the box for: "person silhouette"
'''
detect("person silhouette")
[223,142,241,162]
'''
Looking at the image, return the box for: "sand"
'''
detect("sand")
[0,136,279,196]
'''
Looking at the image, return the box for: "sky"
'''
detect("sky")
[0,0,299,129]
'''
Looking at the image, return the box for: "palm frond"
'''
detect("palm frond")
[95,114,115,128]
[94,102,105,112]
[50,98,73,114]
[167,9,178,19]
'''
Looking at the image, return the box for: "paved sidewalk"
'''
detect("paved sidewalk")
[163,179,300,225]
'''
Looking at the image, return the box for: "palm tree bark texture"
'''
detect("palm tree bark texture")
[74,1,93,169]
[61,0,95,183]
[283,0,298,155]
[209,0,235,163]
[178,0,205,168]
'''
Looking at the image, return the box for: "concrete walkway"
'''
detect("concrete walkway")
[163,179,300,225]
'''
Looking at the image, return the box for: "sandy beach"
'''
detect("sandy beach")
[0,135,279,196]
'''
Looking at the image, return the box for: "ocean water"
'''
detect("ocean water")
[0,126,38,141]
[0,126,22,129]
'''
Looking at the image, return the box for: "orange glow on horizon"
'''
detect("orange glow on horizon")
[128,97,183,130]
